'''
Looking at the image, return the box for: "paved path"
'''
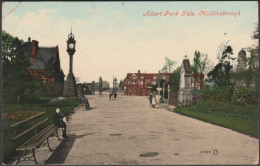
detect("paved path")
[13,94,259,165]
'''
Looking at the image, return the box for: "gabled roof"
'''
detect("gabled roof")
[38,47,56,64]
[22,41,57,70]
[27,59,45,70]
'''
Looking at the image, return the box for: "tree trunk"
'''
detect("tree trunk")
[200,73,204,89]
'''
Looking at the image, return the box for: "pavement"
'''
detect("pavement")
[11,93,259,165]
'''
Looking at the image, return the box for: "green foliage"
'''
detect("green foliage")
[207,45,235,87]
[191,51,208,89]
[161,57,176,73]
[2,31,44,103]
[231,87,254,105]
[175,103,258,138]
[192,51,201,87]
[170,67,181,91]
[3,97,79,162]
[201,85,234,102]
[119,79,124,90]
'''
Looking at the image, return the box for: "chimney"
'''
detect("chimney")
[31,40,39,62]
[28,37,31,42]
[138,70,140,74]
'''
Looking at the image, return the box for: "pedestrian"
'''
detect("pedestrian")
[114,92,117,100]
[152,95,157,108]
[84,96,91,110]
[53,108,69,138]
[149,93,153,107]
[129,89,132,96]
[109,92,113,100]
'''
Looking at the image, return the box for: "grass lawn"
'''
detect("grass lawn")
[175,101,259,138]
[2,97,79,162]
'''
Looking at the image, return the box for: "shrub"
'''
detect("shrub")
[232,86,254,105]
[2,111,40,121]
[201,85,218,101]
[201,85,234,102]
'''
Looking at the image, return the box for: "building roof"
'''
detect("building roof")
[183,59,192,74]
[23,41,57,70]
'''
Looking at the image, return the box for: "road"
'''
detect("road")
[12,93,259,165]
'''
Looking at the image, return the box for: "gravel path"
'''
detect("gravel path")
[12,94,259,165]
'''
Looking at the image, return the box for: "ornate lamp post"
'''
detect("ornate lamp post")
[63,28,77,97]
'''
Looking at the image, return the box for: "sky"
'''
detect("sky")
[2,1,258,86]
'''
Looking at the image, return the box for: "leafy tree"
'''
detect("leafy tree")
[207,45,235,87]
[119,79,125,90]
[170,67,181,91]
[247,24,259,94]
[199,54,208,89]
[2,31,43,103]
[192,51,201,89]
[161,57,176,73]
[231,24,259,96]
[191,51,209,89]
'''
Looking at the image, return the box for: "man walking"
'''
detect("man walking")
[114,92,117,100]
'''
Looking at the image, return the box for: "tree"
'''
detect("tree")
[191,51,209,89]
[199,53,208,89]
[247,24,259,95]
[119,79,125,90]
[170,67,181,91]
[161,57,176,73]
[192,51,201,89]
[2,31,44,103]
[232,24,259,95]
[207,45,235,87]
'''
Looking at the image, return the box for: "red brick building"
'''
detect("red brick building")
[124,70,173,96]
[22,37,65,94]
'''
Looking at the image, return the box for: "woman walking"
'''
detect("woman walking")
[151,94,157,108]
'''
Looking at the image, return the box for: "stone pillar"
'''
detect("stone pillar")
[163,82,165,99]
[178,58,193,106]
[63,73,77,97]
[99,77,102,95]
[92,81,95,95]
[69,54,73,73]
[157,83,160,96]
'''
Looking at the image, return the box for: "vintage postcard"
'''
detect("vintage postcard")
[1,1,259,165]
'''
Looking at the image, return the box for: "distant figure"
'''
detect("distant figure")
[149,93,153,107]
[114,92,117,100]
[152,95,157,108]
[109,93,113,100]
[53,108,69,138]
[129,89,132,96]
[84,96,91,110]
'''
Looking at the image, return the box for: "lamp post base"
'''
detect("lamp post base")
[63,73,77,97]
